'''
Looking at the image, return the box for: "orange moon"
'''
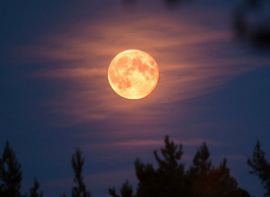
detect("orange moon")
[108,49,159,99]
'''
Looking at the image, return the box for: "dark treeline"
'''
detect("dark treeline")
[108,137,270,197]
[0,137,270,197]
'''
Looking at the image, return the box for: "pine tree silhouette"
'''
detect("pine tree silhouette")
[0,141,23,197]
[248,140,270,196]
[62,147,91,197]
[29,178,43,197]
[0,141,42,197]
[109,180,133,197]
[109,136,250,197]
[71,147,91,197]
[187,143,248,197]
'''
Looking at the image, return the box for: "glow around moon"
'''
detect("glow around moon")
[108,50,159,99]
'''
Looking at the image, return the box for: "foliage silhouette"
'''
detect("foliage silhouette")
[186,143,249,197]
[163,0,192,10]
[109,136,250,197]
[248,140,270,196]
[4,138,269,197]
[134,136,185,197]
[0,141,42,197]
[109,180,133,197]
[232,0,270,48]
[0,141,23,197]
[29,179,43,197]
[62,147,91,197]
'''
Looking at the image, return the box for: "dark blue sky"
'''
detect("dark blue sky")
[1,0,270,197]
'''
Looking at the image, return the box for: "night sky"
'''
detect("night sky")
[1,0,270,197]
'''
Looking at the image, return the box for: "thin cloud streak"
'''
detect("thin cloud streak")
[113,138,221,147]
[33,68,106,78]
[83,138,221,152]
[21,3,270,129]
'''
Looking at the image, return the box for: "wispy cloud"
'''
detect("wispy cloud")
[33,68,106,78]
[112,138,221,147]
[78,137,221,162]
[21,3,270,129]
[83,138,221,155]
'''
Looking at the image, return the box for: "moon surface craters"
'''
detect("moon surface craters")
[108,50,159,99]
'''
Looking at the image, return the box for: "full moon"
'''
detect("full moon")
[108,50,159,99]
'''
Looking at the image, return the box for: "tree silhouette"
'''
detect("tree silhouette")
[248,140,270,196]
[134,136,185,197]
[0,141,23,197]
[29,179,43,197]
[62,147,91,197]
[232,0,270,48]
[109,180,133,197]
[71,148,91,197]
[187,143,249,197]
[109,136,250,197]
[0,141,43,197]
